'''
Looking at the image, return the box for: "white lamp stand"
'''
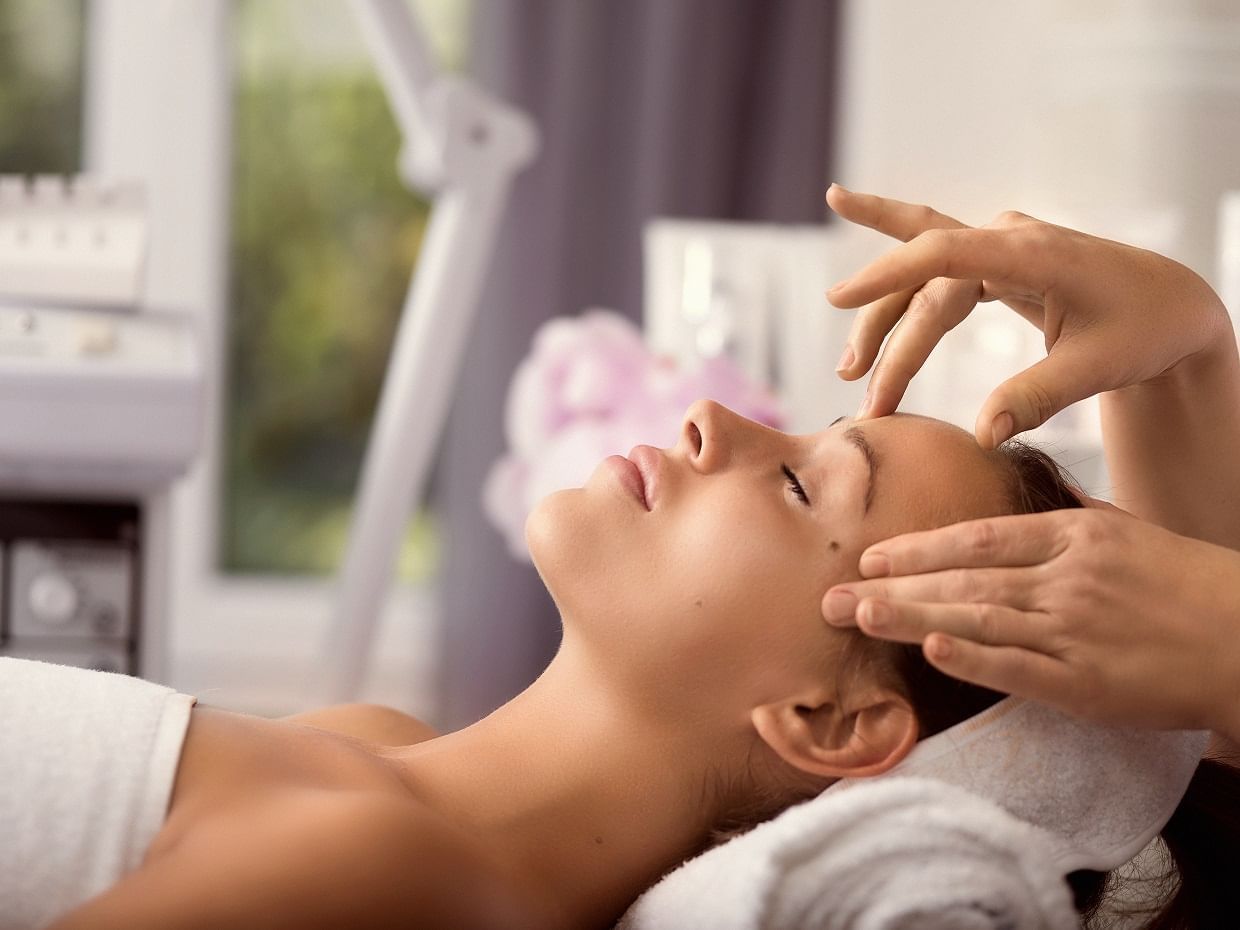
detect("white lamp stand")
[325,0,538,700]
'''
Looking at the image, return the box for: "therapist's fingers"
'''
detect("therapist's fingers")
[922,634,1079,709]
[853,597,1056,652]
[836,286,921,380]
[855,511,1070,579]
[974,341,1116,448]
[822,566,1038,622]
[859,276,984,419]
[826,187,1052,352]
[827,225,1056,311]
[826,185,967,241]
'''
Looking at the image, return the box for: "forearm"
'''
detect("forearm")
[1101,324,1240,549]
[1218,576,1240,746]
[1218,657,1240,747]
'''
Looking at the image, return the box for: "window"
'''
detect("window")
[0,0,84,173]
[81,0,469,711]
[224,0,471,579]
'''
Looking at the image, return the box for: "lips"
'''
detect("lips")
[626,445,661,510]
[605,455,648,509]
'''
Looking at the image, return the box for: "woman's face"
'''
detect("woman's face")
[526,400,1012,720]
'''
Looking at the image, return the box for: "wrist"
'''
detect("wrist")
[1099,323,1240,546]
[1171,315,1238,383]
[1208,546,1240,740]
[1223,641,1240,745]
[1125,320,1236,401]
[1221,683,1240,746]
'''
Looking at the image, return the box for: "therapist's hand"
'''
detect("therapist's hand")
[825,185,1231,448]
[821,505,1240,739]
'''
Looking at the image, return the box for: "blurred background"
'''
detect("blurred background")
[2,0,1239,729]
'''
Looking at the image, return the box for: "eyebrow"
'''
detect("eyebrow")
[843,426,879,514]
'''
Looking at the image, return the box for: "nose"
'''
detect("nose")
[679,398,749,473]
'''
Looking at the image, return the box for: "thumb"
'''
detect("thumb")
[974,345,1106,449]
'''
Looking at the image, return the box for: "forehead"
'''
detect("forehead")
[838,414,1010,538]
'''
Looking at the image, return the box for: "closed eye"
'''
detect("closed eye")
[782,464,811,506]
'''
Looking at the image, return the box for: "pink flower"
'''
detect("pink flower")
[504,310,651,459]
[484,310,784,561]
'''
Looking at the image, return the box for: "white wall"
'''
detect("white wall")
[836,0,1240,284]
[820,1,1240,493]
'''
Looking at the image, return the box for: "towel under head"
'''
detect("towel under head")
[620,776,1077,930]
[844,696,1210,874]
[620,698,1208,930]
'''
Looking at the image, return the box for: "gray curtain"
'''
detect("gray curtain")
[432,0,841,730]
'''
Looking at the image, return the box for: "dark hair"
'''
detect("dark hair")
[890,440,1240,929]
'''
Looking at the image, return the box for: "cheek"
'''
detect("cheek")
[529,483,856,702]
[654,501,843,670]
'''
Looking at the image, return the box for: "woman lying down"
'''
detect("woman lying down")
[3,398,1228,930]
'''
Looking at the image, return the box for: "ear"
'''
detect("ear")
[750,685,917,780]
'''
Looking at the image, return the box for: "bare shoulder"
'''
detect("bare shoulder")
[283,702,439,746]
[52,791,556,930]
[246,793,562,929]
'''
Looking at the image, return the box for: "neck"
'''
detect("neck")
[392,642,720,929]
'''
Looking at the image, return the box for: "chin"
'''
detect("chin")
[524,488,581,595]
[525,485,640,627]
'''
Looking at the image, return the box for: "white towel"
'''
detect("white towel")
[619,698,1206,930]
[875,698,1208,874]
[0,657,196,930]
[618,776,1078,930]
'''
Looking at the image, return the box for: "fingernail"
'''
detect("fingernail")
[990,411,1014,448]
[828,276,851,294]
[859,551,890,577]
[927,635,953,660]
[836,345,855,373]
[860,599,889,630]
[823,589,858,621]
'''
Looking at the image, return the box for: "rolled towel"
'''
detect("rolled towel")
[617,776,1077,930]
[0,657,196,930]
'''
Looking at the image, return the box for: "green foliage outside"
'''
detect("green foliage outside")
[224,1,440,579]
